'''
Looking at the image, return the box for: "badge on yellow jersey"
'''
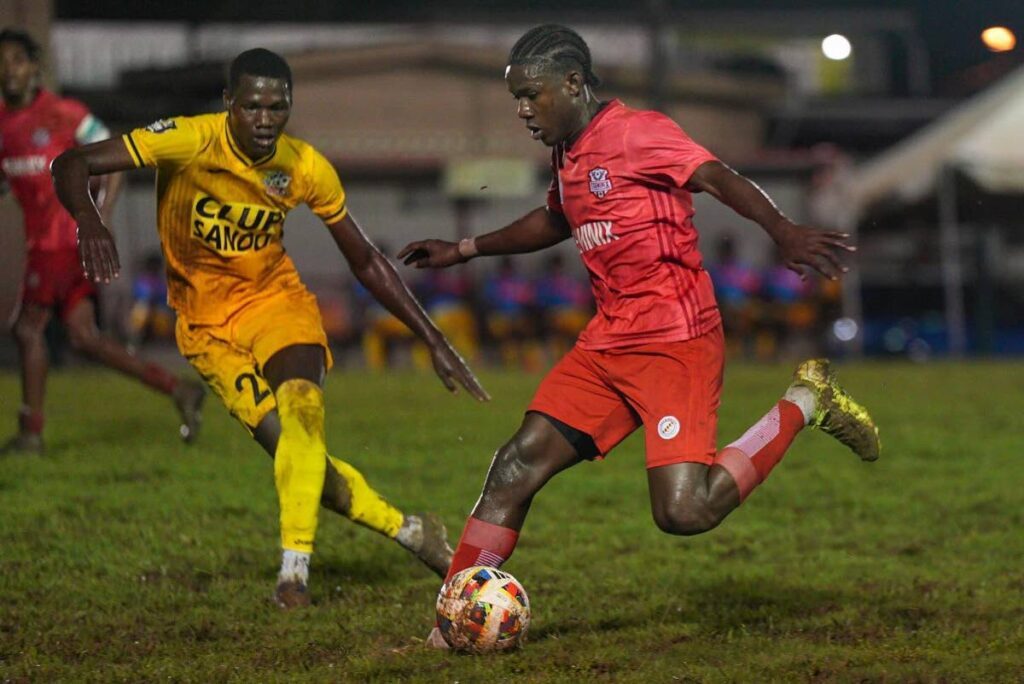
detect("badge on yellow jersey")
[263,170,291,198]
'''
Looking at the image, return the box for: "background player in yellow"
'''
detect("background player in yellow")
[52,48,489,609]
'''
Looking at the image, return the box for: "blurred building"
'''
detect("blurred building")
[3,2,1022,361]
[817,64,1024,356]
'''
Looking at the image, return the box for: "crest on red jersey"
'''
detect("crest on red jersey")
[588,167,612,198]
[31,128,50,147]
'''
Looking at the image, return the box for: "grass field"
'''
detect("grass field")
[1,360,1022,682]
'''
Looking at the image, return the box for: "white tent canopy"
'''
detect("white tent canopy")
[841,64,1024,225]
[829,65,1024,356]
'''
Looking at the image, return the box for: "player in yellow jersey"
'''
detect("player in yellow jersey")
[52,48,489,609]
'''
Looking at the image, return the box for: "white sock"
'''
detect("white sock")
[279,549,310,584]
[395,515,422,551]
[783,385,816,425]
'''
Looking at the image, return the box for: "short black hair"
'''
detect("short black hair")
[0,28,42,63]
[227,48,292,94]
[508,24,600,87]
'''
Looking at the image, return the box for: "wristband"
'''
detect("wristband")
[457,237,479,259]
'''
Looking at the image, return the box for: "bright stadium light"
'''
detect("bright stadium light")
[981,26,1016,52]
[821,34,852,61]
[832,317,859,343]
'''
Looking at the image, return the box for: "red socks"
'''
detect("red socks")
[142,363,178,396]
[18,407,44,435]
[713,399,806,502]
[445,516,520,583]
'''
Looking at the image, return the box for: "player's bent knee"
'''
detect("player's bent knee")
[653,503,720,536]
[481,438,543,504]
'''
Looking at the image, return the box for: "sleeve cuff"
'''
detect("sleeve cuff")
[123,134,145,168]
[321,205,348,224]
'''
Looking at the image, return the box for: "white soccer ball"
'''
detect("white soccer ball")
[435,566,531,653]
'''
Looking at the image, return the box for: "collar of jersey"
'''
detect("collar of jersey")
[2,88,49,115]
[223,117,277,168]
[563,99,621,160]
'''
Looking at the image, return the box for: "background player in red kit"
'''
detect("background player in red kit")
[0,29,204,454]
[399,24,881,647]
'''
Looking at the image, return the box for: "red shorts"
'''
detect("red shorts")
[21,249,95,320]
[527,325,724,468]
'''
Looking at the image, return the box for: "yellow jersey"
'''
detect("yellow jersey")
[123,112,348,325]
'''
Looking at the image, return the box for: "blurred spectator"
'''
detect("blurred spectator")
[484,256,540,370]
[126,252,173,351]
[708,235,762,357]
[355,244,417,370]
[534,253,591,360]
[306,276,354,347]
[759,251,818,360]
[416,268,479,367]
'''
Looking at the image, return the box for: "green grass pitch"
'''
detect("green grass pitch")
[1,361,1022,682]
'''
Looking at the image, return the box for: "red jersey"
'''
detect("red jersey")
[547,99,721,350]
[0,89,109,252]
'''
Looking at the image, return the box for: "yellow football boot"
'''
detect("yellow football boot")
[792,359,880,462]
[398,513,455,578]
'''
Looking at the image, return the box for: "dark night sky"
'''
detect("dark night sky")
[55,0,1024,88]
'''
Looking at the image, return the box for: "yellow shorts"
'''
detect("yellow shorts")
[176,287,333,432]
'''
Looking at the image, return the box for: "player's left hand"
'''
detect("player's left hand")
[398,240,463,268]
[429,340,491,402]
[77,219,121,283]
[775,220,855,281]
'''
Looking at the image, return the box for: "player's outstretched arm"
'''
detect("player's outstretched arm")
[398,206,571,268]
[327,213,490,401]
[52,140,138,283]
[687,160,855,280]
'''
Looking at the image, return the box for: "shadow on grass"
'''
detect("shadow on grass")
[530,576,848,642]
[45,417,170,455]
[315,555,420,587]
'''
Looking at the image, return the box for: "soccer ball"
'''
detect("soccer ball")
[435,566,531,653]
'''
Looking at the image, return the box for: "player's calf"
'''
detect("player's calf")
[473,433,554,521]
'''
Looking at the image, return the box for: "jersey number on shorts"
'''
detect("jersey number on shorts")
[235,372,271,406]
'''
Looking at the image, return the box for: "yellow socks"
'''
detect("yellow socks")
[274,379,327,554]
[273,377,404,550]
[325,455,405,539]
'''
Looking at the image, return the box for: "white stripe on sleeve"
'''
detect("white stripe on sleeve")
[75,114,111,145]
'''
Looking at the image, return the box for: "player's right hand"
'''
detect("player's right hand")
[398,239,463,269]
[429,340,491,402]
[77,219,121,283]
[775,220,854,281]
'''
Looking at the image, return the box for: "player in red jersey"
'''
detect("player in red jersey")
[0,28,204,455]
[399,25,881,648]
